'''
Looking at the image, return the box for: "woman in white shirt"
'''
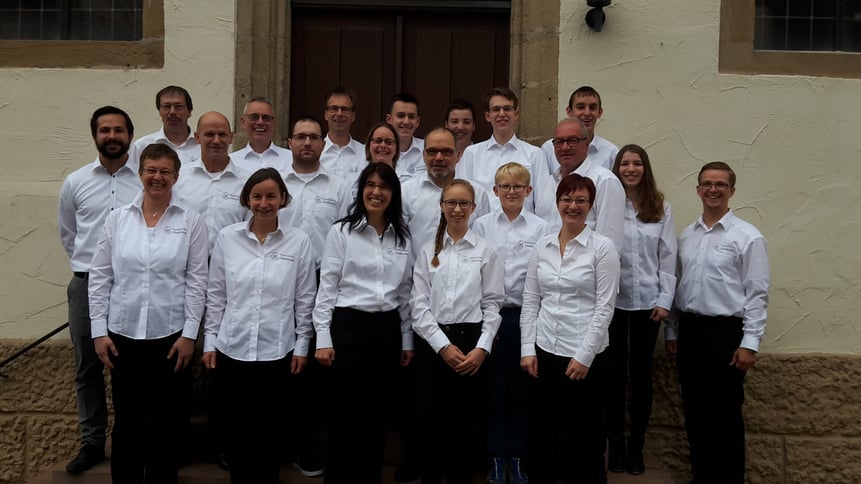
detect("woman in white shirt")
[90,143,209,484]
[364,121,400,169]
[520,173,620,484]
[313,162,412,484]
[606,145,677,475]
[203,167,316,484]
[412,179,504,484]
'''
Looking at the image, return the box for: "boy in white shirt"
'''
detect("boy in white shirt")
[473,162,549,484]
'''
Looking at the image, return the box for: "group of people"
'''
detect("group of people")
[58,83,770,484]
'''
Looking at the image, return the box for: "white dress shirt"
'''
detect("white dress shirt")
[174,159,251,252]
[401,173,491,259]
[457,135,550,214]
[230,142,291,175]
[520,227,620,367]
[411,230,504,354]
[666,210,770,351]
[133,128,200,166]
[473,208,550,307]
[320,135,366,191]
[278,165,351,268]
[58,157,142,272]
[542,134,618,175]
[616,200,677,312]
[204,220,316,361]
[314,220,413,351]
[535,157,625,254]
[89,190,209,340]
[396,137,425,182]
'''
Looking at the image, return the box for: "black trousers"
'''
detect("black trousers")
[606,308,661,451]
[324,307,402,484]
[213,351,291,484]
[677,312,747,484]
[417,322,488,484]
[108,331,190,484]
[528,346,608,484]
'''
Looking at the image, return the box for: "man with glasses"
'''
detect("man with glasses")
[665,162,770,484]
[320,87,365,190]
[402,127,490,259]
[457,87,549,214]
[541,86,618,174]
[280,115,351,478]
[174,112,250,253]
[535,118,624,251]
[386,92,425,182]
[58,106,142,474]
[231,96,290,174]
[133,85,200,165]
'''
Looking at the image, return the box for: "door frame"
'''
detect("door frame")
[233,0,559,147]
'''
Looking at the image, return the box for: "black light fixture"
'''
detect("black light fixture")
[586,0,611,32]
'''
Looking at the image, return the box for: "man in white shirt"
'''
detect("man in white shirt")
[444,98,476,157]
[665,162,770,484]
[133,85,200,165]
[230,96,291,174]
[542,86,619,174]
[174,112,250,252]
[57,106,142,474]
[536,118,625,252]
[402,127,491,259]
[386,92,425,182]
[319,87,365,191]
[457,87,549,214]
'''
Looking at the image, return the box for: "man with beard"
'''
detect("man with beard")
[541,86,618,174]
[174,112,250,253]
[134,85,200,165]
[58,106,142,474]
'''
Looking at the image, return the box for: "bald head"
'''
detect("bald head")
[195,111,234,171]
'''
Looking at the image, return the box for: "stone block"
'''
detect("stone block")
[24,415,80,478]
[644,427,689,482]
[746,434,785,483]
[0,340,78,414]
[785,436,861,483]
[746,354,861,436]
[651,352,685,428]
[0,416,25,483]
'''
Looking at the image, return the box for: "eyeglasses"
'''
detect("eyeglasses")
[291,133,323,142]
[698,181,731,190]
[141,168,176,177]
[425,147,456,157]
[370,137,396,146]
[159,103,187,112]
[364,181,392,191]
[496,184,527,193]
[442,200,474,209]
[488,105,516,114]
[326,105,354,114]
[245,113,274,122]
[558,196,590,206]
[552,137,588,148]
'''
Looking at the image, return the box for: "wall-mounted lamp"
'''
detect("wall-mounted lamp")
[585,0,611,32]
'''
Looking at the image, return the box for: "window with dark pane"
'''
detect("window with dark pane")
[754,0,861,52]
[0,0,143,41]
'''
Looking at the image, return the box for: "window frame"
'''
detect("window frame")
[719,0,861,79]
[0,0,164,69]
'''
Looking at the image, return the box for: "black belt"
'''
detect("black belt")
[74,272,89,279]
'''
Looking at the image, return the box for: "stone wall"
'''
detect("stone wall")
[1,339,859,483]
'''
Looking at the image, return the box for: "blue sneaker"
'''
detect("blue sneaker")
[488,456,506,484]
[507,457,528,484]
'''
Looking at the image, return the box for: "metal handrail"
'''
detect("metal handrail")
[0,322,69,378]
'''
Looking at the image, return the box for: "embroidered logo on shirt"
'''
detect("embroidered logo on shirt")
[712,243,735,255]
[269,253,295,262]
[218,190,241,201]
[461,256,483,263]
[163,227,188,235]
[387,248,410,257]
[315,196,337,206]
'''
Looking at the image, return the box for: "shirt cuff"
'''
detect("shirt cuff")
[294,337,310,358]
[203,335,216,353]
[401,331,414,352]
[521,343,536,358]
[182,321,199,340]
[316,330,333,350]
[476,333,493,354]
[91,319,108,339]
[740,334,760,352]
[574,349,595,368]
[428,332,452,355]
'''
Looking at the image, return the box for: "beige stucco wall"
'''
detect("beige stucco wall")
[0,0,237,340]
[557,0,861,354]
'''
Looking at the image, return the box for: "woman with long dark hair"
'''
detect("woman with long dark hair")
[313,162,413,483]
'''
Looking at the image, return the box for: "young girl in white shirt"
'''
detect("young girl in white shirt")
[203,168,317,484]
[313,162,412,484]
[412,178,504,484]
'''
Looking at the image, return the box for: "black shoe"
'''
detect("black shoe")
[607,436,626,473]
[393,462,420,483]
[626,449,645,475]
[66,444,105,474]
[291,455,323,477]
